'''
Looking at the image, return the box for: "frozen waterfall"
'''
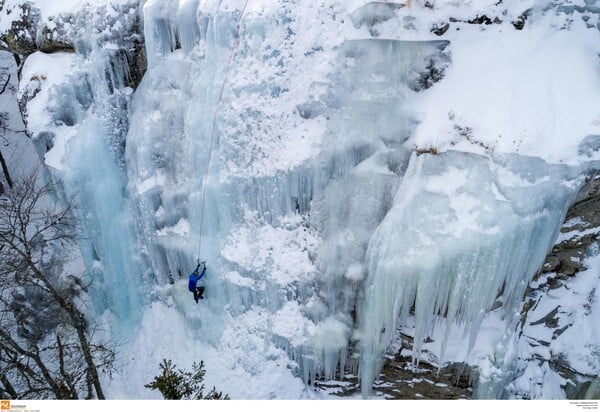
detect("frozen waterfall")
[358,151,582,395]
[130,0,456,388]
[19,1,148,337]
[15,0,600,399]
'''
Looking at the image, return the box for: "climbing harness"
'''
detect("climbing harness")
[196,0,250,259]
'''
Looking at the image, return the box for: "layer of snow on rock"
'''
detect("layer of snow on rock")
[412,18,600,165]
[18,51,78,170]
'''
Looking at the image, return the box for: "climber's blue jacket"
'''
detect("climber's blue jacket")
[188,265,206,291]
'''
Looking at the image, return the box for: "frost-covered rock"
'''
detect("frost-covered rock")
[0,2,44,55]
[1,0,145,87]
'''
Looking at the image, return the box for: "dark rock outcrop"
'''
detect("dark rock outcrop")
[539,171,600,283]
[512,9,531,30]
[318,332,475,399]
[0,3,73,55]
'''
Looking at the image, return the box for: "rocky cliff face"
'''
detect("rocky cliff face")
[513,171,600,399]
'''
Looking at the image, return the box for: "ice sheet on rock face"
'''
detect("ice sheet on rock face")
[350,2,404,34]
[125,2,245,293]
[298,38,450,381]
[63,118,144,332]
[358,151,581,394]
[127,3,453,357]
[310,39,451,290]
[129,5,452,291]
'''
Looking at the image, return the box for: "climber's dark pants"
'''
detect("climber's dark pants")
[193,286,205,302]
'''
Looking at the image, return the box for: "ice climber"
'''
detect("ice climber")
[188,261,206,303]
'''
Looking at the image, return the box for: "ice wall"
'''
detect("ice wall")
[18,1,148,337]
[358,151,582,394]
[124,0,457,388]
[14,0,600,399]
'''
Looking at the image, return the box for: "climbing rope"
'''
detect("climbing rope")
[197,0,250,259]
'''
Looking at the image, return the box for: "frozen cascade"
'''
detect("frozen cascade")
[19,2,148,338]
[12,0,600,399]
[358,150,584,395]
[127,0,450,387]
[62,116,144,332]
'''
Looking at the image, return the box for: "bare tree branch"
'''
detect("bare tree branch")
[0,72,10,95]
[0,149,13,190]
[0,169,115,399]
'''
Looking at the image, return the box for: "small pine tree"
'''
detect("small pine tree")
[145,359,229,400]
